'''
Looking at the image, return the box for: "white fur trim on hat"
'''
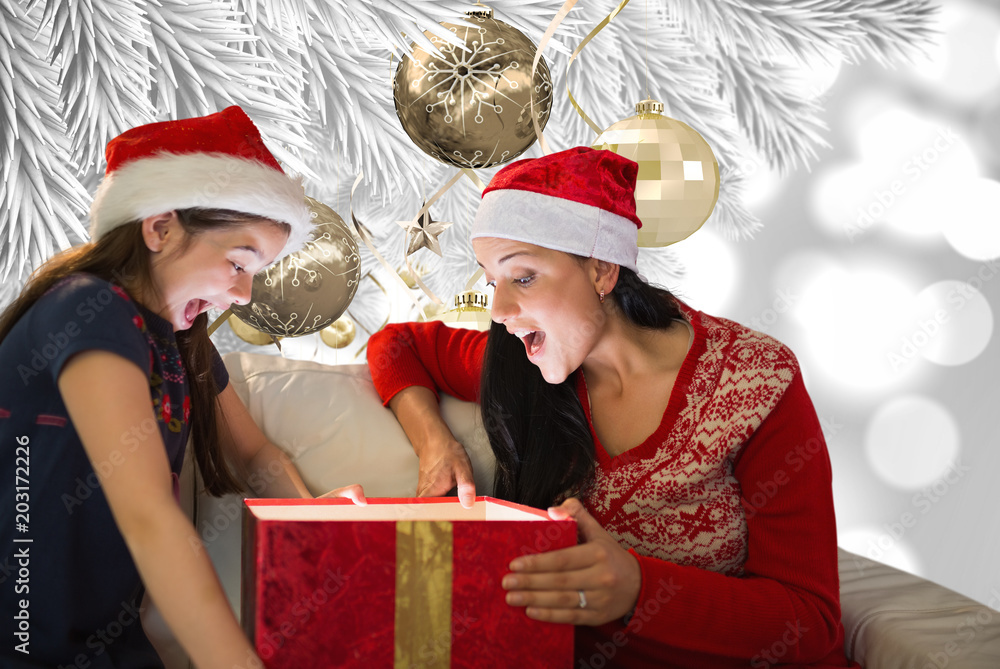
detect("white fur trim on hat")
[89,152,313,260]
[471,188,639,272]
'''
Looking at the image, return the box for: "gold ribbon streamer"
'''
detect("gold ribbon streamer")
[348,172,427,316]
[394,520,454,669]
[461,168,486,193]
[530,0,579,155]
[207,308,232,336]
[464,268,485,291]
[567,0,633,137]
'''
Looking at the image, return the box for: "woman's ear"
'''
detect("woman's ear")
[593,259,620,296]
[141,211,178,252]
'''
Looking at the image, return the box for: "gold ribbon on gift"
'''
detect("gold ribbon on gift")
[394,521,454,669]
[567,0,633,137]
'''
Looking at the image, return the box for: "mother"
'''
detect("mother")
[367,147,857,667]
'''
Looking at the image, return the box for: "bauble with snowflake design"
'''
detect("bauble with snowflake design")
[393,5,552,169]
[230,197,361,337]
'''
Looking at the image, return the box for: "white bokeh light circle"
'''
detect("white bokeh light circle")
[739,151,783,209]
[792,264,919,392]
[940,178,1000,261]
[810,104,979,241]
[902,0,1000,103]
[838,526,923,575]
[914,280,994,366]
[865,396,960,490]
[669,228,738,316]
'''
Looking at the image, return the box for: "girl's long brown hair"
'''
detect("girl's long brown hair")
[0,209,289,495]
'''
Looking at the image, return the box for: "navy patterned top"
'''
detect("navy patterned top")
[0,273,229,668]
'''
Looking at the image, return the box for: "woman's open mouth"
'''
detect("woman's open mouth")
[515,330,546,358]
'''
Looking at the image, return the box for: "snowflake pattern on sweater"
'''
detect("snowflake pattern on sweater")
[580,306,797,576]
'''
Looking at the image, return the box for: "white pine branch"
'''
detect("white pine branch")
[145,0,315,175]
[715,46,830,173]
[842,0,939,66]
[41,0,157,171]
[0,1,89,281]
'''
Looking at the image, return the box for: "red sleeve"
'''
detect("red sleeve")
[623,372,846,664]
[366,321,487,406]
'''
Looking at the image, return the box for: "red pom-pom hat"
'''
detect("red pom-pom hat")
[89,106,311,260]
[471,147,641,272]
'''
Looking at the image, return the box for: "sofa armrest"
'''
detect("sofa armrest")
[839,548,1000,668]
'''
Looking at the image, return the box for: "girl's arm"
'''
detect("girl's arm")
[214,382,365,502]
[59,350,257,669]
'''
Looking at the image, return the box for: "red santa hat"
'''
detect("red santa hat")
[89,106,311,260]
[471,147,641,272]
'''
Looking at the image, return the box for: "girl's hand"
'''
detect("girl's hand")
[502,498,641,626]
[415,439,476,508]
[318,483,368,505]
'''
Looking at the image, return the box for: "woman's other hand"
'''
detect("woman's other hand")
[502,497,641,626]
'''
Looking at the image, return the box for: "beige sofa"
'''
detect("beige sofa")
[143,352,1000,668]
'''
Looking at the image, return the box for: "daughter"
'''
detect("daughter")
[0,107,364,668]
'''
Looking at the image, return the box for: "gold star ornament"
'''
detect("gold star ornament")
[397,204,454,257]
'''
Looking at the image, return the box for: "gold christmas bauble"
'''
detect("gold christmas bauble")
[230,197,361,337]
[593,98,720,247]
[435,290,492,331]
[393,6,552,169]
[320,317,357,349]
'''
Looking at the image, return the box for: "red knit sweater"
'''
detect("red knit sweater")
[367,304,859,669]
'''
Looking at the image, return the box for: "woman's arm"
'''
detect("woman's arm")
[367,322,488,507]
[215,382,366,502]
[388,386,476,507]
[59,351,257,669]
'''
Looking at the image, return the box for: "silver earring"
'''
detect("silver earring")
[599,290,605,303]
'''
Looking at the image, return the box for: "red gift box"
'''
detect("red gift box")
[242,496,577,668]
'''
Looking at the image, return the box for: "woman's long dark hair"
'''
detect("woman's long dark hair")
[0,209,289,496]
[479,264,683,509]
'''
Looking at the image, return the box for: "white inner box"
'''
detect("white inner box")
[247,499,548,522]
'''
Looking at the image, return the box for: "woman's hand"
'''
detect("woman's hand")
[502,498,642,626]
[415,440,476,508]
[317,483,368,505]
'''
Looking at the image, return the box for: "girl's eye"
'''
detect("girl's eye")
[485,280,496,289]
[515,275,535,286]
[232,262,245,273]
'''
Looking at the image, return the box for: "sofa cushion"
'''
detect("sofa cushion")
[196,353,496,618]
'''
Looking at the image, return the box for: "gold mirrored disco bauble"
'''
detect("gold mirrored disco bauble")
[231,197,362,337]
[320,317,357,349]
[593,98,720,247]
[393,6,552,169]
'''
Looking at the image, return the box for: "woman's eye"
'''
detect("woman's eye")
[515,275,535,286]
[485,280,496,289]
[232,262,245,273]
